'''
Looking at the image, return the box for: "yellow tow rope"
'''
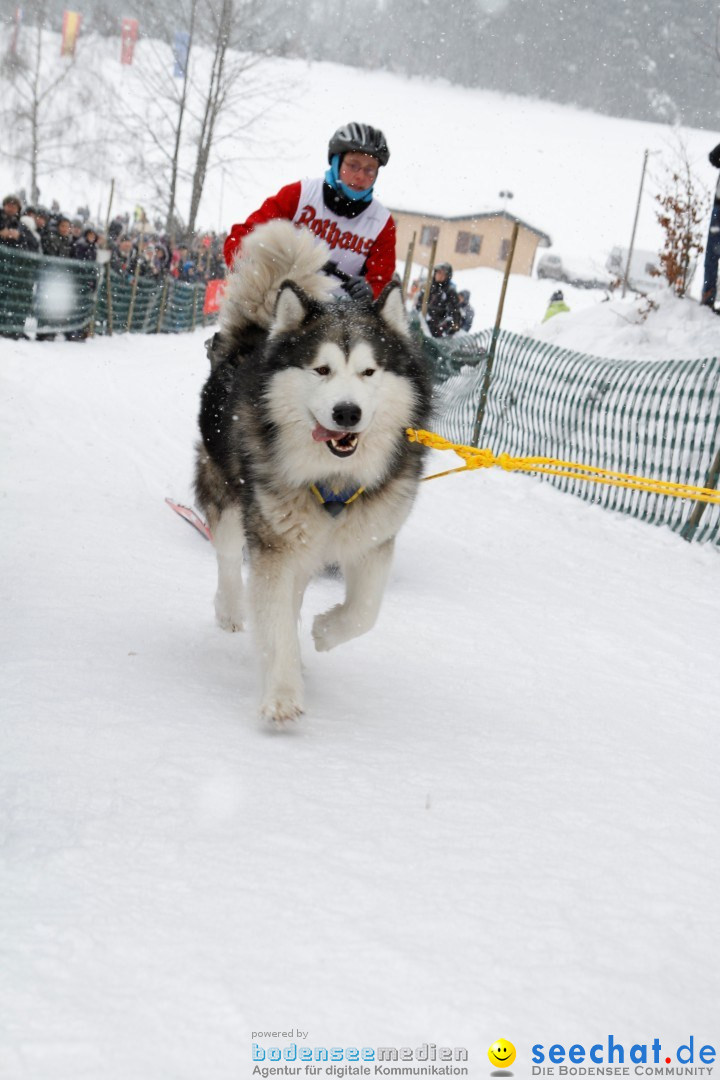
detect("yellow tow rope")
[406,428,720,505]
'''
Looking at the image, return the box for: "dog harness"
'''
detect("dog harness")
[310,483,365,517]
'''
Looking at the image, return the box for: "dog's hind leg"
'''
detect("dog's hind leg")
[212,507,246,632]
[312,538,395,652]
[249,550,306,724]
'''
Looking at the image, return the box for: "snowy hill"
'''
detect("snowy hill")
[1,29,717,275]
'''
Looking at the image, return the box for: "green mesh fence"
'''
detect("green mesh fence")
[3,245,717,545]
[425,329,720,547]
[0,246,214,337]
[0,245,99,335]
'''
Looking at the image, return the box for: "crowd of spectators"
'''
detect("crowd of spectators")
[0,194,227,285]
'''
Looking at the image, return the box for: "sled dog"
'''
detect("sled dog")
[194,220,432,724]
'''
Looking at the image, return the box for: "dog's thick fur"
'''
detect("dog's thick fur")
[195,220,432,724]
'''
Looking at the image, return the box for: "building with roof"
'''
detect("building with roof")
[390,207,552,276]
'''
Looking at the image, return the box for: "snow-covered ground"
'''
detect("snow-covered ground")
[1,318,719,1078]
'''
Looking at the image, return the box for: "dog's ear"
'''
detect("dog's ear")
[374,280,410,338]
[269,281,312,337]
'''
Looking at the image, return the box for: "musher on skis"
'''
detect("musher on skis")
[223,122,396,303]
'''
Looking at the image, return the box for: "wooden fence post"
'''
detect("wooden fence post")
[88,265,101,338]
[191,284,199,331]
[105,261,114,336]
[421,236,438,320]
[681,446,720,542]
[126,260,140,332]
[156,279,169,333]
[471,221,519,447]
[401,232,416,303]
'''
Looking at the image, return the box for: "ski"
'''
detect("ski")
[165,498,212,541]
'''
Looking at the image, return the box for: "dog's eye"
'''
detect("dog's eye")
[362,368,376,377]
[314,366,331,376]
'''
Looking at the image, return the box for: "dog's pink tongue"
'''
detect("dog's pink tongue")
[312,423,345,443]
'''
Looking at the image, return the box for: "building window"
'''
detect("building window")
[420,225,439,246]
[499,238,511,261]
[456,231,483,255]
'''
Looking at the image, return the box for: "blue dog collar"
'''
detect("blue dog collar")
[310,482,365,516]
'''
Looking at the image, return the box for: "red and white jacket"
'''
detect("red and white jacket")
[223,178,396,299]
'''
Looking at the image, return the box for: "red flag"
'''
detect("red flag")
[10,7,22,55]
[60,10,82,57]
[203,279,226,315]
[120,17,138,65]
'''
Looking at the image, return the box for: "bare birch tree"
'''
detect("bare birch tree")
[103,0,284,237]
[167,0,197,237]
[186,0,233,236]
[1,2,97,203]
[185,0,286,236]
[104,0,198,236]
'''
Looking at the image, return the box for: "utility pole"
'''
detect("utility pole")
[622,149,649,299]
[471,221,519,447]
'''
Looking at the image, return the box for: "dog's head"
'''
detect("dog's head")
[262,281,431,487]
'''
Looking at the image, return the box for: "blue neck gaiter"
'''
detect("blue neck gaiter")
[325,154,374,203]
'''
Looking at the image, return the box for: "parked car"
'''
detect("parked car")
[536,252,612,290]
[536,253,565,281]
[606,247,661,292]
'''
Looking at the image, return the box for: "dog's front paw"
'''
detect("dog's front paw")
[215,610,245,632]
[260,688,304,727]
[214,595,245,632]
[312,606,345,652]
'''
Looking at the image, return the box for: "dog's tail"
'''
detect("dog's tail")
[219,220,335,346]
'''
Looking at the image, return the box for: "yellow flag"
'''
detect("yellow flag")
[61,11,82,57]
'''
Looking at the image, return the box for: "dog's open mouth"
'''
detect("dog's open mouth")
[312,423,360,457]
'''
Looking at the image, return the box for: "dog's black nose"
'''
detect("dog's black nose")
[332,401,362,428]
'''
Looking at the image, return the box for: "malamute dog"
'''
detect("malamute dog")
[195,221,432,724]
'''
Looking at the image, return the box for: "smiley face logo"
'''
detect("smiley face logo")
[488,1040,516,1069]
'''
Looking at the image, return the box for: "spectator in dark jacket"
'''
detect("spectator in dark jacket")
[417,262,462,337]
[136,239,164,280]
[70,217,84,246]
[0,195,40,252]
[702,142,720,310]
[457,289,475,332]
[108,216,125,242]
[71,225,99,261]
[43,215,74,258]
[110,235,138,278]
[33,207,53,253]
